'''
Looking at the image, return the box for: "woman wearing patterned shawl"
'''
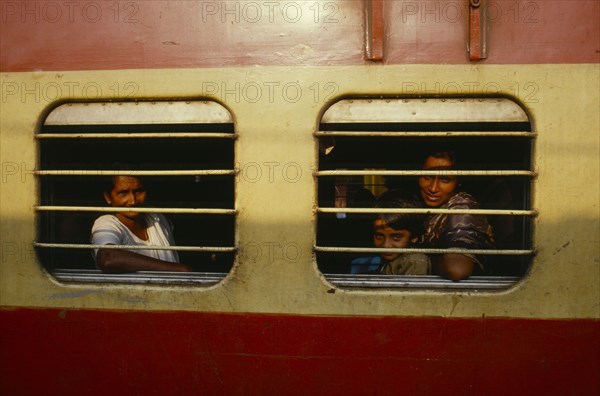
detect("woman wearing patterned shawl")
[417,151,495,281]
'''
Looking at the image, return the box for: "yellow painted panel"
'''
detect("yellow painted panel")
[1,65,598,319]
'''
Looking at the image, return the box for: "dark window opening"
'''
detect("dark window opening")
[36,101,236,283]
[315,98,535,289]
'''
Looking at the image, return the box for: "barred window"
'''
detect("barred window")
[315,98,535,290]
[36,101,236,285]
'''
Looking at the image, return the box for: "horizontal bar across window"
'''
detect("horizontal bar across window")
[325,274,519,290]
[51,269,228,285]
[314,131,535,137]
[35,170,236,176]
[314,246,535,256]
[35,206,236,215]
[317,208,536,216]
[36,133,237,139]
[34,242,236,253]
[316,170,535,177]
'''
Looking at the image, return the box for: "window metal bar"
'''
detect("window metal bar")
[50,270,516,289]
[316,170,536,177]
[315,131,535,137]
[328,274,518,282]
[325,274,519,289]
[35,206,236,215]
[36,133,237,139]
[34,242,236,252]
[35,170,236,176]
[51,269,228,285]
[314,245,534,256]
[317,207,536,216]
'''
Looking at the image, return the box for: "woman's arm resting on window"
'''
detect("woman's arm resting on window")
[96,248,192,273]
[433,253,475,281]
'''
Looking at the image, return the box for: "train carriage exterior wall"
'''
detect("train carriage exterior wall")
[1,1,599,395]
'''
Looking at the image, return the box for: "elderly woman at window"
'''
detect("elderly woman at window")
[91,175,191,273]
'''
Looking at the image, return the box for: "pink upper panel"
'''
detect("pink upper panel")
[1,0,598,72]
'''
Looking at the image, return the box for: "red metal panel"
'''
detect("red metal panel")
[0,1,598,71]
[1,307,599,395]
[385,0,600,65]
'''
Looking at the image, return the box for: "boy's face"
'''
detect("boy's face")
[373,219,413,262]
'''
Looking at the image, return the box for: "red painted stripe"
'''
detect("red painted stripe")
[1,1,598,72]
[1,307,599,396]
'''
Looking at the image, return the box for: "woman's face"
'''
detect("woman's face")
[103,176,147,220]
[418,156,458,207]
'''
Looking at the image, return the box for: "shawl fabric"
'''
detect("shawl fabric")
[419,192,495,271]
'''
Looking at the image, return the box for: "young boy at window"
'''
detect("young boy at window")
[351,191,431,275]
[372,192,431,275]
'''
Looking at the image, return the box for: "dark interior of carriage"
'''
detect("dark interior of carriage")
[38,118,533,280]
[37,123,235,273]
[316,121,533,277]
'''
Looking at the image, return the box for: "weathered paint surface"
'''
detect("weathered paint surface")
[1,307,599,395]
[1,65,599,318]
[1,0,598,71]
[1,1,599,393]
